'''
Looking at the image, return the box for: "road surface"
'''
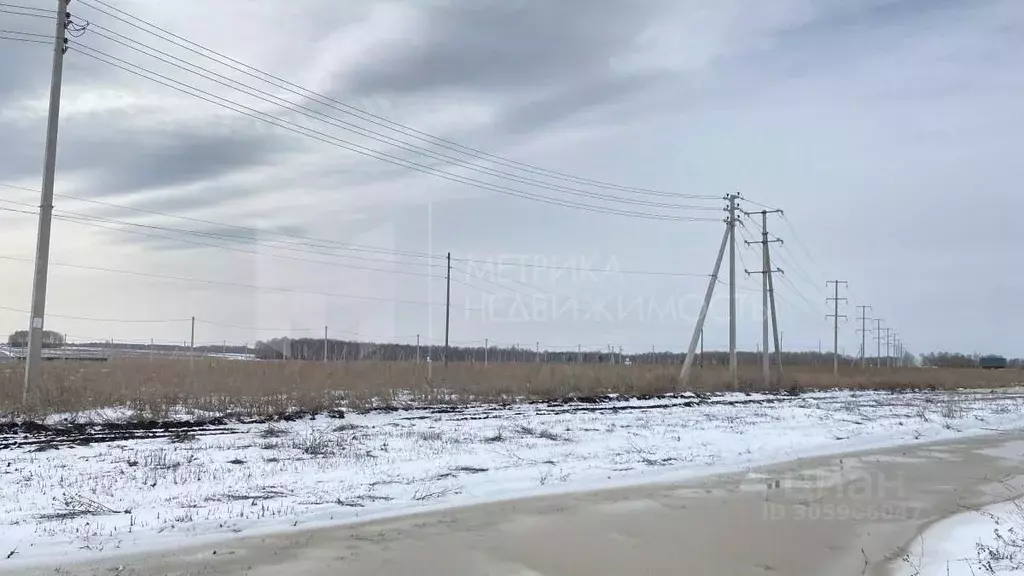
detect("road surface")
[7,431,1024,576]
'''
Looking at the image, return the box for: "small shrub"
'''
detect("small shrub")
[292,429,337,456]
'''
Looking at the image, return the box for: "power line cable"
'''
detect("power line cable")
[449,263,566,299]
[3,204,705,308]
[780,214,827,281]
[0,2,50,12]
[0,28,50,38]
[0,7,52,20]
[450,256,710,278]
[1,183,722,279]
[0,33,50,45]
[1,182,444,261]
[75,0,717,201]
[81,25,721,213]
[741,197,781,211]
[0,304,190,323]
[776,272,825,316]
[744,213,826,297]
[0,253,476,310]
[71,44,716,223]
[737,220,822,317]
[0,201,452,280]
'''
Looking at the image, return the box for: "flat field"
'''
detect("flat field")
[2,358,1021,419]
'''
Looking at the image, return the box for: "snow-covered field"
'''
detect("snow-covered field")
[3,389,1024,567]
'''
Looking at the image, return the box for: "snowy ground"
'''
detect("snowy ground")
[897,498,1024,576]
[897,443,1024,576]
[3,389,1024,568]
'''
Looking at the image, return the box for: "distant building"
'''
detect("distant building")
[978,355,1008,370]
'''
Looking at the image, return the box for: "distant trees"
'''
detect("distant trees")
[7,330,65,348]
[246,338,860,366]
[919,352,1024,369]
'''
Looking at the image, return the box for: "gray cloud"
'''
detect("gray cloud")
[0,21,54,103]
[58,123,294,198]
[496,71,668,134]
[79,220,316,253]
[345,0,668,96]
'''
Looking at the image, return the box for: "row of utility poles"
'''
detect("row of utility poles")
[829,291,908,373]
[678,193,913,389]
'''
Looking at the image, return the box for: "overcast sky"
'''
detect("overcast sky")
[0,0,1022,356]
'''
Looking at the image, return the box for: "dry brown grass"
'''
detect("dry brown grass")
[1,358,1021,420]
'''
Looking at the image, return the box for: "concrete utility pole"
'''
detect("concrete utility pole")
[887,330,896,368]
[190,315,195,357]
[444,252,451,367]
[825,280,848,379]
[882,327,892,368]
[856,305,872,368]
[727,193,740,387]
[416,334,420,363]
[766,250,783,376]
[484,338,489,366]
[323,326,328,363]
[743,209,783,388]
[873,319,884,368]
[679,223,730,385]
[535,341,540,363]
[700,328,704,368]
[23,0,70,403]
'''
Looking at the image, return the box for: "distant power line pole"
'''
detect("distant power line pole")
[323,326,328,363]
[882,327,892,368]
[856,305,872,368]
[874,319,884,368]
[23,0,70,403]
[826,280,848,378]
[444,252,451,367]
